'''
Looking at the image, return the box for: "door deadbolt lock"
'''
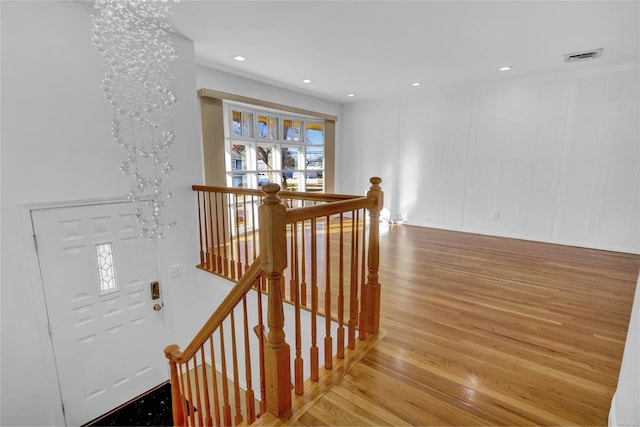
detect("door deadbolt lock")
[150,281,160,300]
[153,303,162,311]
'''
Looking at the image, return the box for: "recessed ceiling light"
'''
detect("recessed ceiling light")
[233,55,246,61]
[499,66,514,71]
[411,82,421,87]
[302,79,312,84]
[347,93,356,97]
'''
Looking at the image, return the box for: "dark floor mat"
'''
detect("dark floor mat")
[84,382,173,427]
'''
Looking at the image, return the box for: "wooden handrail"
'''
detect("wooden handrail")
[193,184,361,202]
[165,255,263,363]
[285,196,375,224]
[192,184,263,196]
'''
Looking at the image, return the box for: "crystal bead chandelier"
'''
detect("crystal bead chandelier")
[92,0,178,241]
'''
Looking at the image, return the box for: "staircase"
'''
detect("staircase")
[164,177,384,426]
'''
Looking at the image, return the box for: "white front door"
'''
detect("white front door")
[32,201,169,426]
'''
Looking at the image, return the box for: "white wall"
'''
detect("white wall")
[0,2,207,425]
[341,62,640,253]
[610,273,640,426]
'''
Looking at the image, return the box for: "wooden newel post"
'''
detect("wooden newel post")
[259,183,292,417]
[365,177,383,334]
[164,345,185,427]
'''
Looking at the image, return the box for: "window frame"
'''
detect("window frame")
[225,103,326,192]
[198,89,336,193]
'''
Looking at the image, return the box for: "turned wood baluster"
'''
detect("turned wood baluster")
[259,183,292,417]
[324,215,333,370]
[359,208,368,341]
[221,194,229,278]
[289,223,296,301]
[178,362,189,426]
[310,218,319,381]
[214,193,222,274]
[242,195,250,272]
[184,359,196,426]
[193,352,204,426]
[300,217,307,307]
[200,346,213,427]
[348,209,359,350]
[230,311,243,425]
[197,192,205,267]
[294,222,304,395]
[219,326,232,426]
[234,196,243,279]
[227,194,236,281]
[251,196,258,263]
[208,336,221,427]
[165,346,185,427]
[364,177,383,334]
[209,192,216,271]
[256,274,267,416]
[337,213,345,359]
[242,297,256,423]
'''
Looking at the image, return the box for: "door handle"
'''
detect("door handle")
[153,303,162,311]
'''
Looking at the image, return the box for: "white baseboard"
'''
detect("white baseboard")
[609,393,617,427]
[405,221,640,255]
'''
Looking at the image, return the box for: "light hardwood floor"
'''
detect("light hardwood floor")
[261,224,640,426]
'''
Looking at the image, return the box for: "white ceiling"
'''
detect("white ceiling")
[171,1,640,103]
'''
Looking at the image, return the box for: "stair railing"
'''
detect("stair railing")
[191,185,361,284]
[164,257,267,426]
[166,177,383,426]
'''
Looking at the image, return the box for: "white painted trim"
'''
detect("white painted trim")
[24,196,131,211]
[406,221,640,255]
[20,203,67,425]
[609,392,617,427]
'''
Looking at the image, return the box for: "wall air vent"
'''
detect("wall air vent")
[563,48,603,63]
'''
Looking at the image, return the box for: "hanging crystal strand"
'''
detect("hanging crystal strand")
[92,0,178,241]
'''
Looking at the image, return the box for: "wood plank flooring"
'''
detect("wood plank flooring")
[262,224,640,426]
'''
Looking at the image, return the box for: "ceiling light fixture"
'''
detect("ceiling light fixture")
[347,93,356,97]
[233,55,246,61]
[499,66,514,71]
[302,79,312,84]
[411,82,421,87]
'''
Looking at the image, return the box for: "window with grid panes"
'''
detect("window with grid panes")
[225,104,325,192]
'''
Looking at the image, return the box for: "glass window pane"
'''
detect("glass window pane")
[306,171,323,192]
[283,171,301,192]
[96,242,117,292]
[231,144,247,170]
[283,119,301,141]
[306,146,324,170]
[242,112,253,138]
[292,120,301,141]
[256,145,274,170]
[283,119,292,141]
[305,122,324,145]
[268,117,278,140]
[231,173,248,188]
[282,147,299,170]
[257,116,268,139]
[232,110,242,136]
[257,172,280,187]
[259,116,278,140]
